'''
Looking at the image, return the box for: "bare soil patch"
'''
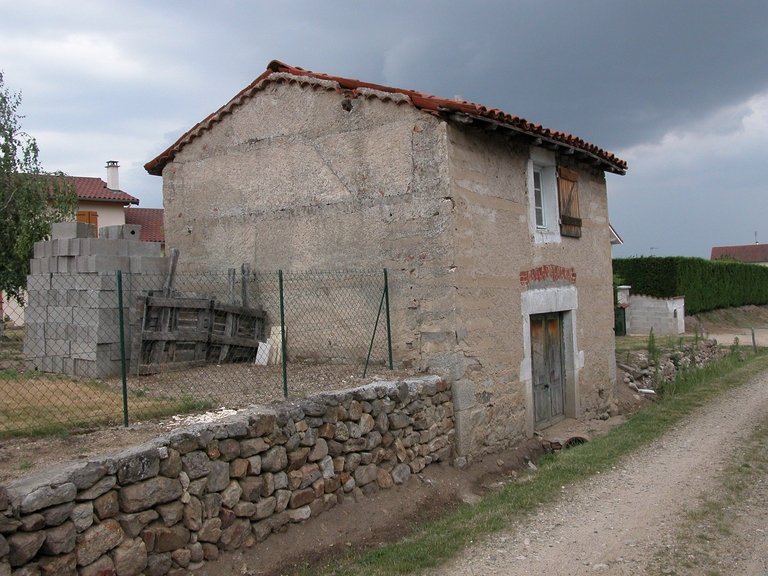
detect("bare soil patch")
[687,303,768,335]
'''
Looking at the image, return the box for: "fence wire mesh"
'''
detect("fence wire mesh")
[0,269,394,436]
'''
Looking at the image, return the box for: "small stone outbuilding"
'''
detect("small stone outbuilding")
[145,61,627,457]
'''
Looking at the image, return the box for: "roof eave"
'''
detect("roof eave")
[445,112,627,175]
[145,61,628,177]
[78,196,140,205]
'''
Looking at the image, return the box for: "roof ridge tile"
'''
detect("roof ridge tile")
[145,61,627,176]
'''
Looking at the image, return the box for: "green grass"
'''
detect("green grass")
[0,373,216,439]
[614,333,703,355]
[301,350,768,576]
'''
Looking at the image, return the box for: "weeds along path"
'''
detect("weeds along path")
[427,368,768,575]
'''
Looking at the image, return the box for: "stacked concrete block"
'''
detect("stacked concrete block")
[627,294,686,336]
[24,223,166,378]
[0,376,453,576]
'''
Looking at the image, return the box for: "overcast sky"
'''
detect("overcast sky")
[2,0,767,258]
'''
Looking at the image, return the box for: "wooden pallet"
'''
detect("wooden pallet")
[133,256,266,375]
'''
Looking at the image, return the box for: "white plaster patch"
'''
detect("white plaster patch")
[521,285,578,315]
[357,87,409,102]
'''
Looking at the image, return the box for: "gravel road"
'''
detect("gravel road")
[427,369,768,575]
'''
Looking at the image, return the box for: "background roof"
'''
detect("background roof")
[71,176,139,205]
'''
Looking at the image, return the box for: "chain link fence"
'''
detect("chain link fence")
[0,268,396,436]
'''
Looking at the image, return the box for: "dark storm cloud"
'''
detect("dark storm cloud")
[171,1,768,151]
[7,1,768,152]
[1,1,767,256]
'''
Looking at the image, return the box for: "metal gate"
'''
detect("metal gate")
[614,306,627,336]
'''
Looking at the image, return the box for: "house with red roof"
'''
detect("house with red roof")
[73,161,139,232]
[711,243,768,265]
[74,161,165,245]
[145,60,626,456]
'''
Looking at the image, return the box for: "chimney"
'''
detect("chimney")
[106,160,120,191]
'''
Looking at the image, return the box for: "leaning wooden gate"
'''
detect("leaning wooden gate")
[131,254,266,375]
[134,296,266,375]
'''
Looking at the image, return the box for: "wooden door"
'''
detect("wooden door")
[531,312,565,428]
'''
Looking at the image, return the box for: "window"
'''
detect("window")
[528,148,582,241]
[533,168,546,229]
[528,148,559,242]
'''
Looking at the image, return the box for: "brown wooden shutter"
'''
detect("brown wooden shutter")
[77,211,98,228]
[557,167,581,238]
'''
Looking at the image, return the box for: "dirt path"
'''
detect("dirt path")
[426,369,768,575]
[709,327,768,348]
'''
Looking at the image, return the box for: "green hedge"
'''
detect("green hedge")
[613,256,768,314]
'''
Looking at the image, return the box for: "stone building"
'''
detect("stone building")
[145,61,627,456]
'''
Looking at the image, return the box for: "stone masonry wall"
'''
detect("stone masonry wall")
[0,376,452,576]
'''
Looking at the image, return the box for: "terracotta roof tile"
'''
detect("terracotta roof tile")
[145,60,628,176]
[711,244,768,263]
[71,176,139,205]
[124,207,165,242]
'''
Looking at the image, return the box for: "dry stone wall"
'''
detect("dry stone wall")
[0,376,452,576]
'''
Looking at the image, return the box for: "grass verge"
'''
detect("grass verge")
[0,372,213,438]
[302,350,768,576]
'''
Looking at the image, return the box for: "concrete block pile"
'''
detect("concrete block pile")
[24,222,166,378]
[0,376,453,576]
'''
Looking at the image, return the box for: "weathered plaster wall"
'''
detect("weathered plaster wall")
[445,125,617,455]
[161,84,617,459]
[162,84,456,372]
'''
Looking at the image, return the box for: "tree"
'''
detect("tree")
[0,72,77,309]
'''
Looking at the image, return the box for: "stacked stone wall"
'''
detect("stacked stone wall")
[0,376,452,576]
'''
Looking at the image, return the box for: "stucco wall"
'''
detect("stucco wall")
[162,84,455,372]
[445,125,617,454]
[78,201,126,234]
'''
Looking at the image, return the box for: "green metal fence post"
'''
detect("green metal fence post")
[363,283,386,378]
[384,268,393,370]
[279,270,288,398]
[117,270,129,427]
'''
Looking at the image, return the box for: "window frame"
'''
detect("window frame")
[528,148,560,244]
[532,167,546,229]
